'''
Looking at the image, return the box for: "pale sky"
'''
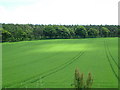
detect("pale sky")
[0,0,119,25]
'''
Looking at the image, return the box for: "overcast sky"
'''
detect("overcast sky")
[0,0,119,25]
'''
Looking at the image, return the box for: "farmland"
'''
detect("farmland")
[2,38,118,88]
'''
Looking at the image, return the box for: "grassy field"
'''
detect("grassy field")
[2,38,118,88]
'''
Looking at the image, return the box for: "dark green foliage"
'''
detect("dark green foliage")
[101,27,110,37]
[88,28,99,37]
[118,27,120,37]
[75,26,88,38]
[1,24,118,42]
[1,28,12,42]
[43,25,56,39]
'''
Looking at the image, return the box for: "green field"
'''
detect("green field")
[2,38,118,88]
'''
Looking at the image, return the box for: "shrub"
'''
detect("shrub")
[72,68,93,89]
[85,72,93,88]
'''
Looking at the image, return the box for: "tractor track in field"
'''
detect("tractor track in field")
[5,51,63,69]
[104,40,119,81]
[105,40,120,69]
[9,47,88,88]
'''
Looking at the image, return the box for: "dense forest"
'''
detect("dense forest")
[0,24,119,42]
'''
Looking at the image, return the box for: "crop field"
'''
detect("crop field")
[2,38,118,88]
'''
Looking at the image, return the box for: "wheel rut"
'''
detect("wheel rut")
[104,40,119,81]
[9,47,88,88]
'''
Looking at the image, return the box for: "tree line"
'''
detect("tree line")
[0,24,119,42]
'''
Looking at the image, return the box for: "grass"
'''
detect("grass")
[2,38,118,88]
